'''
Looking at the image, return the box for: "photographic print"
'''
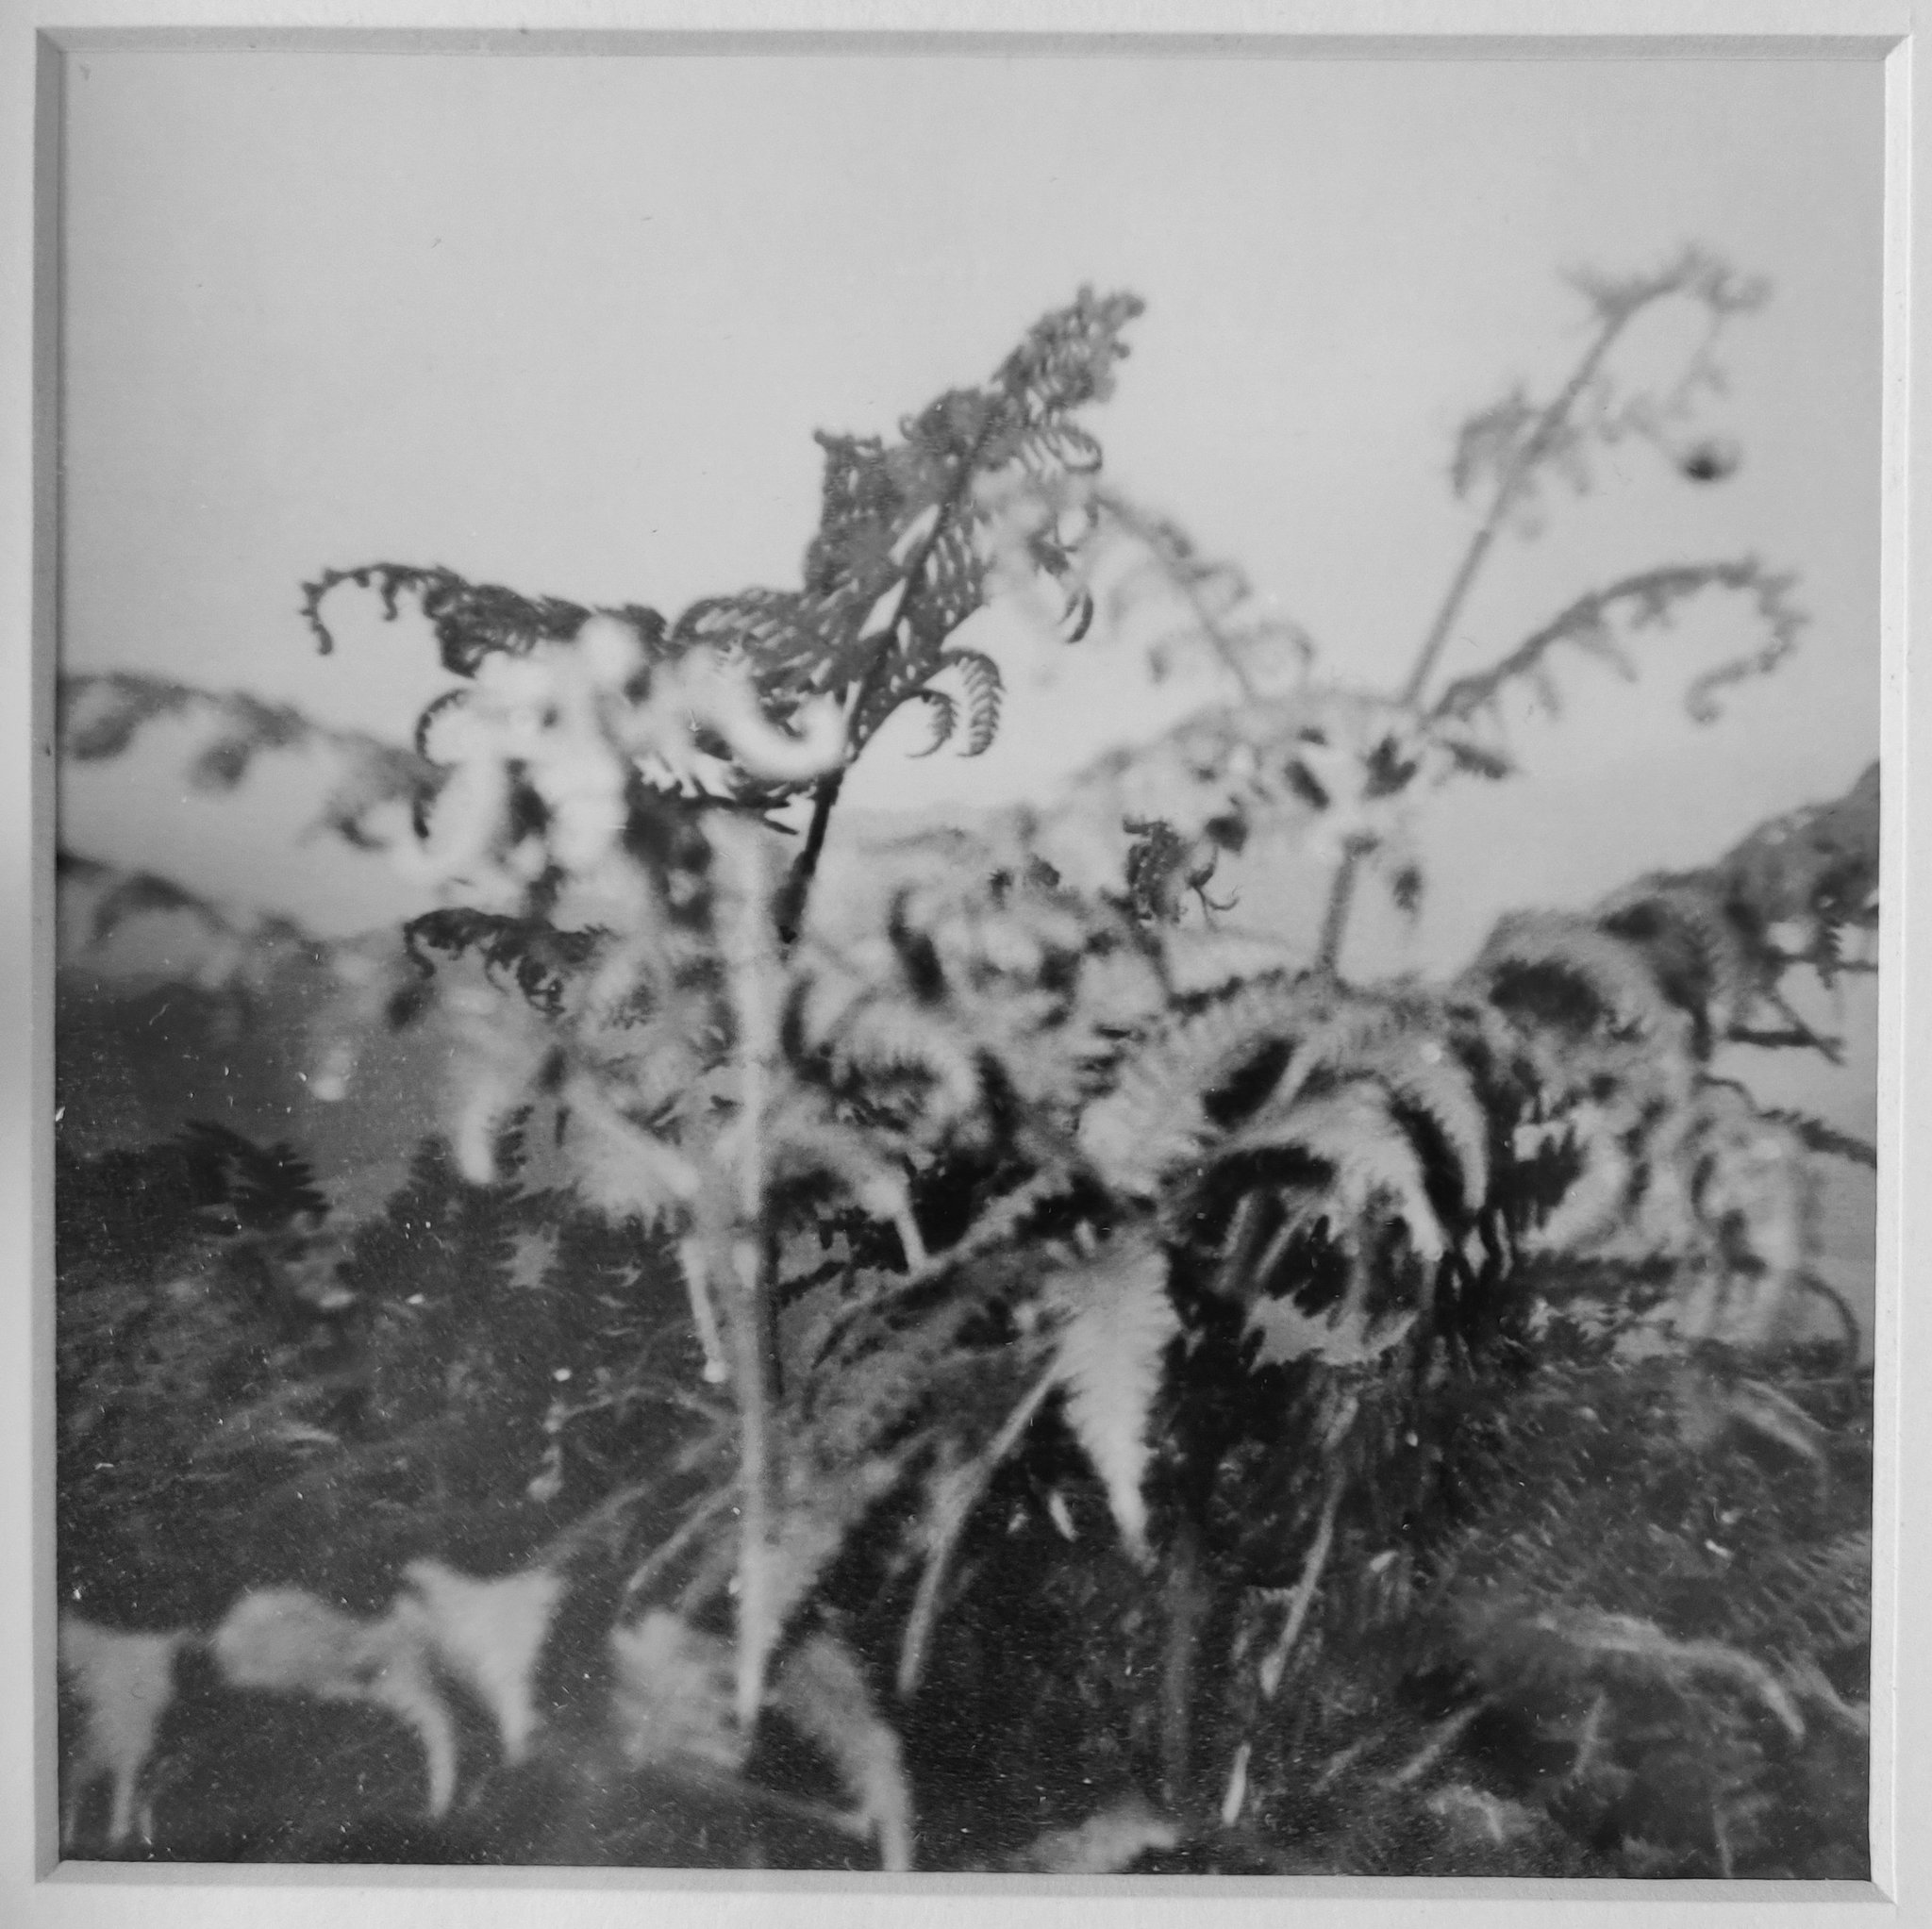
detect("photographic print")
[47,41,1881,1882]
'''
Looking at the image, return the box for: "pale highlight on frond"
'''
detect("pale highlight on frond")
[1472,910,1680,1042]
[558,1073,701,1225]
[823,1001,985,1136]
[1219,1084,1448,1267]
[1076,979,1308,1196]
[1353,1042,1491,1214]
[1045,1238,1177,1564]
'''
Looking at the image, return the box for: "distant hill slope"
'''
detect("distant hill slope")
[57,957,450,1225]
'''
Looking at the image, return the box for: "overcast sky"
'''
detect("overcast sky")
[57,48,1882,986]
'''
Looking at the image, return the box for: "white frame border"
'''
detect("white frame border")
[1,7,1918,1926]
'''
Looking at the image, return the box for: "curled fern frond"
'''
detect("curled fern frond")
[403,908,608,1015]
[904,686,958,757]
[938,648,1004,757]
[815,998,987,1139]
[300,562,613,673]
[1427,560,1807,731]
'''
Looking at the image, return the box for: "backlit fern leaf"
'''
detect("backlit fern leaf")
[1075,979,1316,1197]
[817,998,986,1139]
[752,1084,924,1264]
[1045,1236,1179,1563]
[1216,1084,1449,1269]
[1290,1037,1492,1218]
[553,1072,701,1226]
[1595,878,1762,1047]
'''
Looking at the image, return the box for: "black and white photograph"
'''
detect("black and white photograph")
[30,27,1894,1892]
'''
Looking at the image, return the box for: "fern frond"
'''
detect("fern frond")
[1520,1104,1641,1256]
[403,908,609,1016]
[994,285,1146,420]
[1527,1609,1807,1742]
[59,671,435,841]
[1426,559,1807,730]
[770,1633,916,1870]
[802,1264,1029,1469]
[1471,910,1681,1046]
[1268,1031,1492,1220]
[556,1073,702,1225]
[1076,979,1312,1197]
[1158,926,1300,1002]
[904,686,958,757]
[1708,761,1878,935]
[821,999,986,1137]
[1246,1294,1423,1372]
[608,1608,744,1772]
[1044,1236,1178,1563]
[1595,879,1761,1043]
[937,649,1004,757]
[300,562,608,673]
[754,1088,924,1265]
[898,1366,1059,1695]
[1762,1109,1876,1171]
[1215,1085,1449,1267]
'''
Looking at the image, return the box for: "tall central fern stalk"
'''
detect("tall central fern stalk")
[710,819,786,1727]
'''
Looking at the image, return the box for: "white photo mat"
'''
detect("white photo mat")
[1,5,1920,1926]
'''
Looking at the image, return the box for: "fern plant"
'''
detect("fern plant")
[54,263,1874,1873]
[1019,246,1807,973]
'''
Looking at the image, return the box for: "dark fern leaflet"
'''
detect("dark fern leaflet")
[298,290,1143,816]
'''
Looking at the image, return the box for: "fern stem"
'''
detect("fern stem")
[1400,306,1632,710]
[897,1364,1058,1697]
[1384,1704,1484,1789]
[1257,1477,1343,1701]
[774,769,844,946]
[775,407,1002,945]
[1313,840,1372,979]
